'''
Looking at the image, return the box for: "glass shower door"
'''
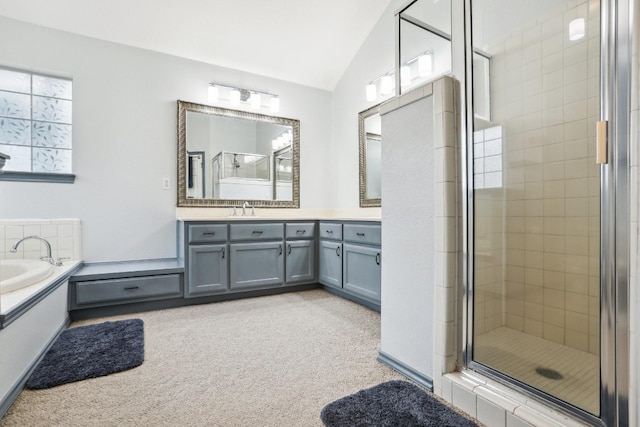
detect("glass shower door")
[470,0,601,416]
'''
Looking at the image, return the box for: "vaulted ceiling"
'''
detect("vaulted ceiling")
[0,0,394,90]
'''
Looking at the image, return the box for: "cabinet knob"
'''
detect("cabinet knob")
[326,230,333,234]
[279,244,283,255]
[124,286,139,291]
[296,229,306,234]
[203,232,216,236]
[288,244,292,255]
[357,232,365,237]
[375,252,381,265]
[252,230,264,234]
[336,246,341,257]
[222,247,225,259]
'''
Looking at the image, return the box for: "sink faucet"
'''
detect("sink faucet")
[10,235,54,264]
[241,201,256,217]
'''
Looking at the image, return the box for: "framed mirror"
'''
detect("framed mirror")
[359,104,382,207]
[177,100,300,207]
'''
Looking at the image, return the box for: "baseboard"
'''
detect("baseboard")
[321,286,380,312]
[0,316,70,419]
[377,351,434,391]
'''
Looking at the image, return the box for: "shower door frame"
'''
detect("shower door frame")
[461,0,631,425]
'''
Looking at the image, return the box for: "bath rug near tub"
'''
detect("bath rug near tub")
[26,319,144,389]
[320,380,478,427]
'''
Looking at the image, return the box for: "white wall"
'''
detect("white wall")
[0,16,331,262]
[330,0,406,209]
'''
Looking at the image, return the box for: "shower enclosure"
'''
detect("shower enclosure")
[467,0,629,424]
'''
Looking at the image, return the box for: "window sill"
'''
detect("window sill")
[0,171,75,183]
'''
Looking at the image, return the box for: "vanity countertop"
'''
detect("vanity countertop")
[176,208,381,222]
[177,216,381,222]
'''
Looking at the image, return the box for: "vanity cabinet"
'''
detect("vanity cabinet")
[181,220,316,297]
[185,223,229,297]
[229,223,285,290]
[187,244,228,296]
[319,222,343,289]
[343,223,381,305]
[318,221,381,310]
[230,241,284,289]
[285,222,316,284]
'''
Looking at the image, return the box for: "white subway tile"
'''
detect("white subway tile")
[478,396,507,427]
[452,383,477,418]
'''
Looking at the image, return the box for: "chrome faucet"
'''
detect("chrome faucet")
[10,235,54,264]
[241,201,256,217]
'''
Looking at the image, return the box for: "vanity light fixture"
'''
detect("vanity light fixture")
[400,65,411,87]
[250,93,261,109]
[208,84,219,103]
[270,96,280,113]
[207,83,280,112]
[380,75,394,95]
[569,18,585,41]
[230,89,241,106]
[418,52,434,77]
[364,51,435,102]
[366,84,377,102]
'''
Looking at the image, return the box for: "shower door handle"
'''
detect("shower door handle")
[596,120,608,164]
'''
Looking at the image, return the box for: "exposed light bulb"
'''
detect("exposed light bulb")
[208,85,218,103]
[230,89,240,106]
[569,18,585,41]
[366,83,377,102]
[380,75,393,95]
[418,53,433,77]
[400,65,411,87]
[270,96,280,113]
[250,93,261,109]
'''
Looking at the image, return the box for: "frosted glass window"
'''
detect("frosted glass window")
[473,125,503,189]
[0,67,72,174]
[0,69,30,93]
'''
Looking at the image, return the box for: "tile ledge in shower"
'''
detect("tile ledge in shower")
[441,372,590,427]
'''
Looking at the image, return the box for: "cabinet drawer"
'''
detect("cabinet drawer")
[188,224,228,243]
[75,274,182,305]
[230,223,284,241]
[343,223,381,245]
[319,222,342,240]
[286,222,316,239]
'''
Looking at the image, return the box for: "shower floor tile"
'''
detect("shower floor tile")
[474,327,599,415]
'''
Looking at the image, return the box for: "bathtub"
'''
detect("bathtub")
[0,258,82,417]
[0,259,82,318]
[1,259,54,294]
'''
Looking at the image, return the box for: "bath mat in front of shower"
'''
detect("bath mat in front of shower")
[321,380,479,427]
[26,318,144,389]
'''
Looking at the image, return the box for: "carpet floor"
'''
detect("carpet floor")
[1,290,408,426]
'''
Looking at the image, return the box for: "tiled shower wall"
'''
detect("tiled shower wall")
[0,219,82,261]
[476,0,600,354]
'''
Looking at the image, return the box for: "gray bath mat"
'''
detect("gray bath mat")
[321,380,478,427]
[26,319,144,389]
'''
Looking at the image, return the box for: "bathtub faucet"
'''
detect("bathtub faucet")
[10,235,54,265]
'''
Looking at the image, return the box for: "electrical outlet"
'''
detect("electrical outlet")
[162,177,170,190]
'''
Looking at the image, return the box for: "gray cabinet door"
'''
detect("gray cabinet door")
[285,240,315,284]
[342,243,381,303]
[319,240,342,289]
[186,244,228,297]
[230,241,284,289]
